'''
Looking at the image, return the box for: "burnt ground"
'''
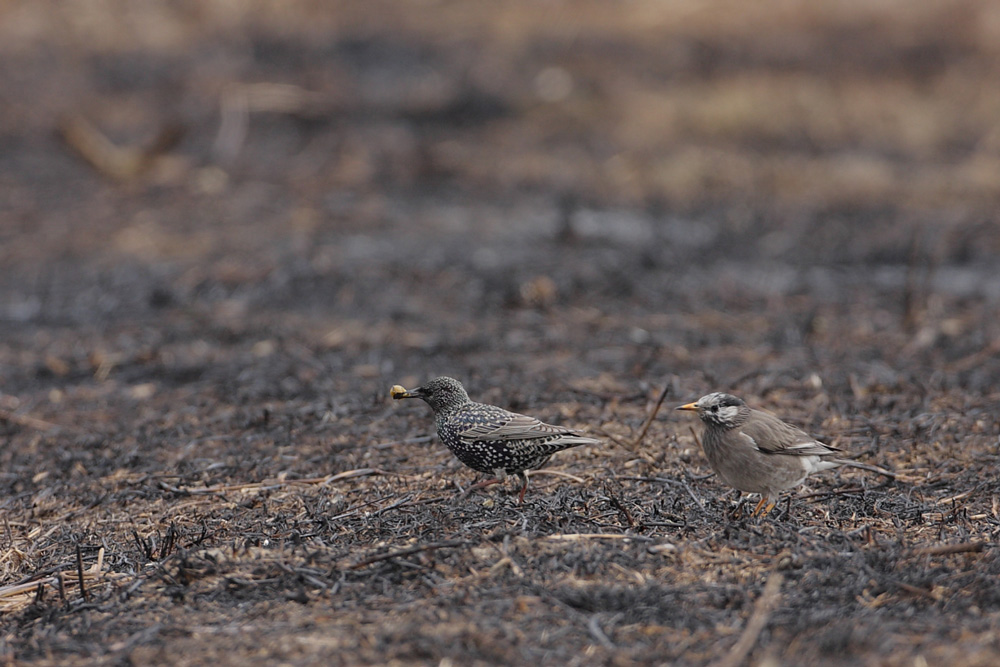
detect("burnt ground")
[2,1,1000,664]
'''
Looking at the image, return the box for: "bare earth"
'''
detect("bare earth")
[1,1,999,665]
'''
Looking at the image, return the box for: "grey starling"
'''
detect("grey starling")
[676,392,883,516]
[391,377,600,502]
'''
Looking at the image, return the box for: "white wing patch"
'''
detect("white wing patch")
[782,440,839,456]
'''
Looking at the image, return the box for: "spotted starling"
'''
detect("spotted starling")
[391,377,599,502]
[676,392,886,516]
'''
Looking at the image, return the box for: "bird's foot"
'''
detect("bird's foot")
[750,496,780,518]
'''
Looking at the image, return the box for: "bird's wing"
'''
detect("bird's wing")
[741,409,841,457]
[457,406,586,443]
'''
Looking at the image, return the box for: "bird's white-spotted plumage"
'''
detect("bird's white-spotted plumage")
[439,401,598,476]
[393,376,599,500]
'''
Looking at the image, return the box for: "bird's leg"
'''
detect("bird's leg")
[516,472,529,505]
[750,496,769,517]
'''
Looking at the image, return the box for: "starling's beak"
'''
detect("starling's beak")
[676,402,699,411]
[390,384,421,400]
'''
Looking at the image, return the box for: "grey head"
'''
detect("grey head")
[676,392,749,428]
[391,376,471,414]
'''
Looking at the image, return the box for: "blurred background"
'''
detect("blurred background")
[2,0,999,398]
[2,0,999,452]
[3,0,1000,465]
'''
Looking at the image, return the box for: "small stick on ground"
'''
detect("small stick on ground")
[630,384,671,449]
[588,614,618,650]
[800,486,866,502]
[32,582,44,605]
[0,577,56,598]
[0,409,60,432]
[372,435,434,450]
[604,484,636,528]
[59,114,182,181]
[838,460,900,479]
[689,425,703,450]
[214,83,331,161]
[528,470,586,484]
[75,544,88,601]
[595,428,631,449]
[711,572,783,667]
[947,339,1000,374]
[936,489,977,505]
[348,540,468,569]
[890,579,938,600]
[369,494,415,518]
[909,542,986,557]
[545,533,654,542]
[159,468,386,496]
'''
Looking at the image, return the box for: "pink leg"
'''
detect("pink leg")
[516,472,529,505]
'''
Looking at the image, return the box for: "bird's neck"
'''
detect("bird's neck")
[433,401,468,422]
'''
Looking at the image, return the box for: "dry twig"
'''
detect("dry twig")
[711,572,784,667]
[545,533,653,542]
[1,548,112,614]
[75,544,87,601]
[528,469,586,483]
[215,83,332,161]
[59,114,182,181]
[604,484,636,528]
[839,460,901,480]
[936,489,976,505]
[348,540,469,569]
[630,384,671,449]
[908,542,986,557]
[159,468,386,496]
[0,409,59,432]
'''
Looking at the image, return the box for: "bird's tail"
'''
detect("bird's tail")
[557,435,602,448]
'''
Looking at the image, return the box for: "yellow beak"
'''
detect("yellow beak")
[676,402,699,411]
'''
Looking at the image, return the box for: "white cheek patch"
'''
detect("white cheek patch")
[717,405,740,423]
